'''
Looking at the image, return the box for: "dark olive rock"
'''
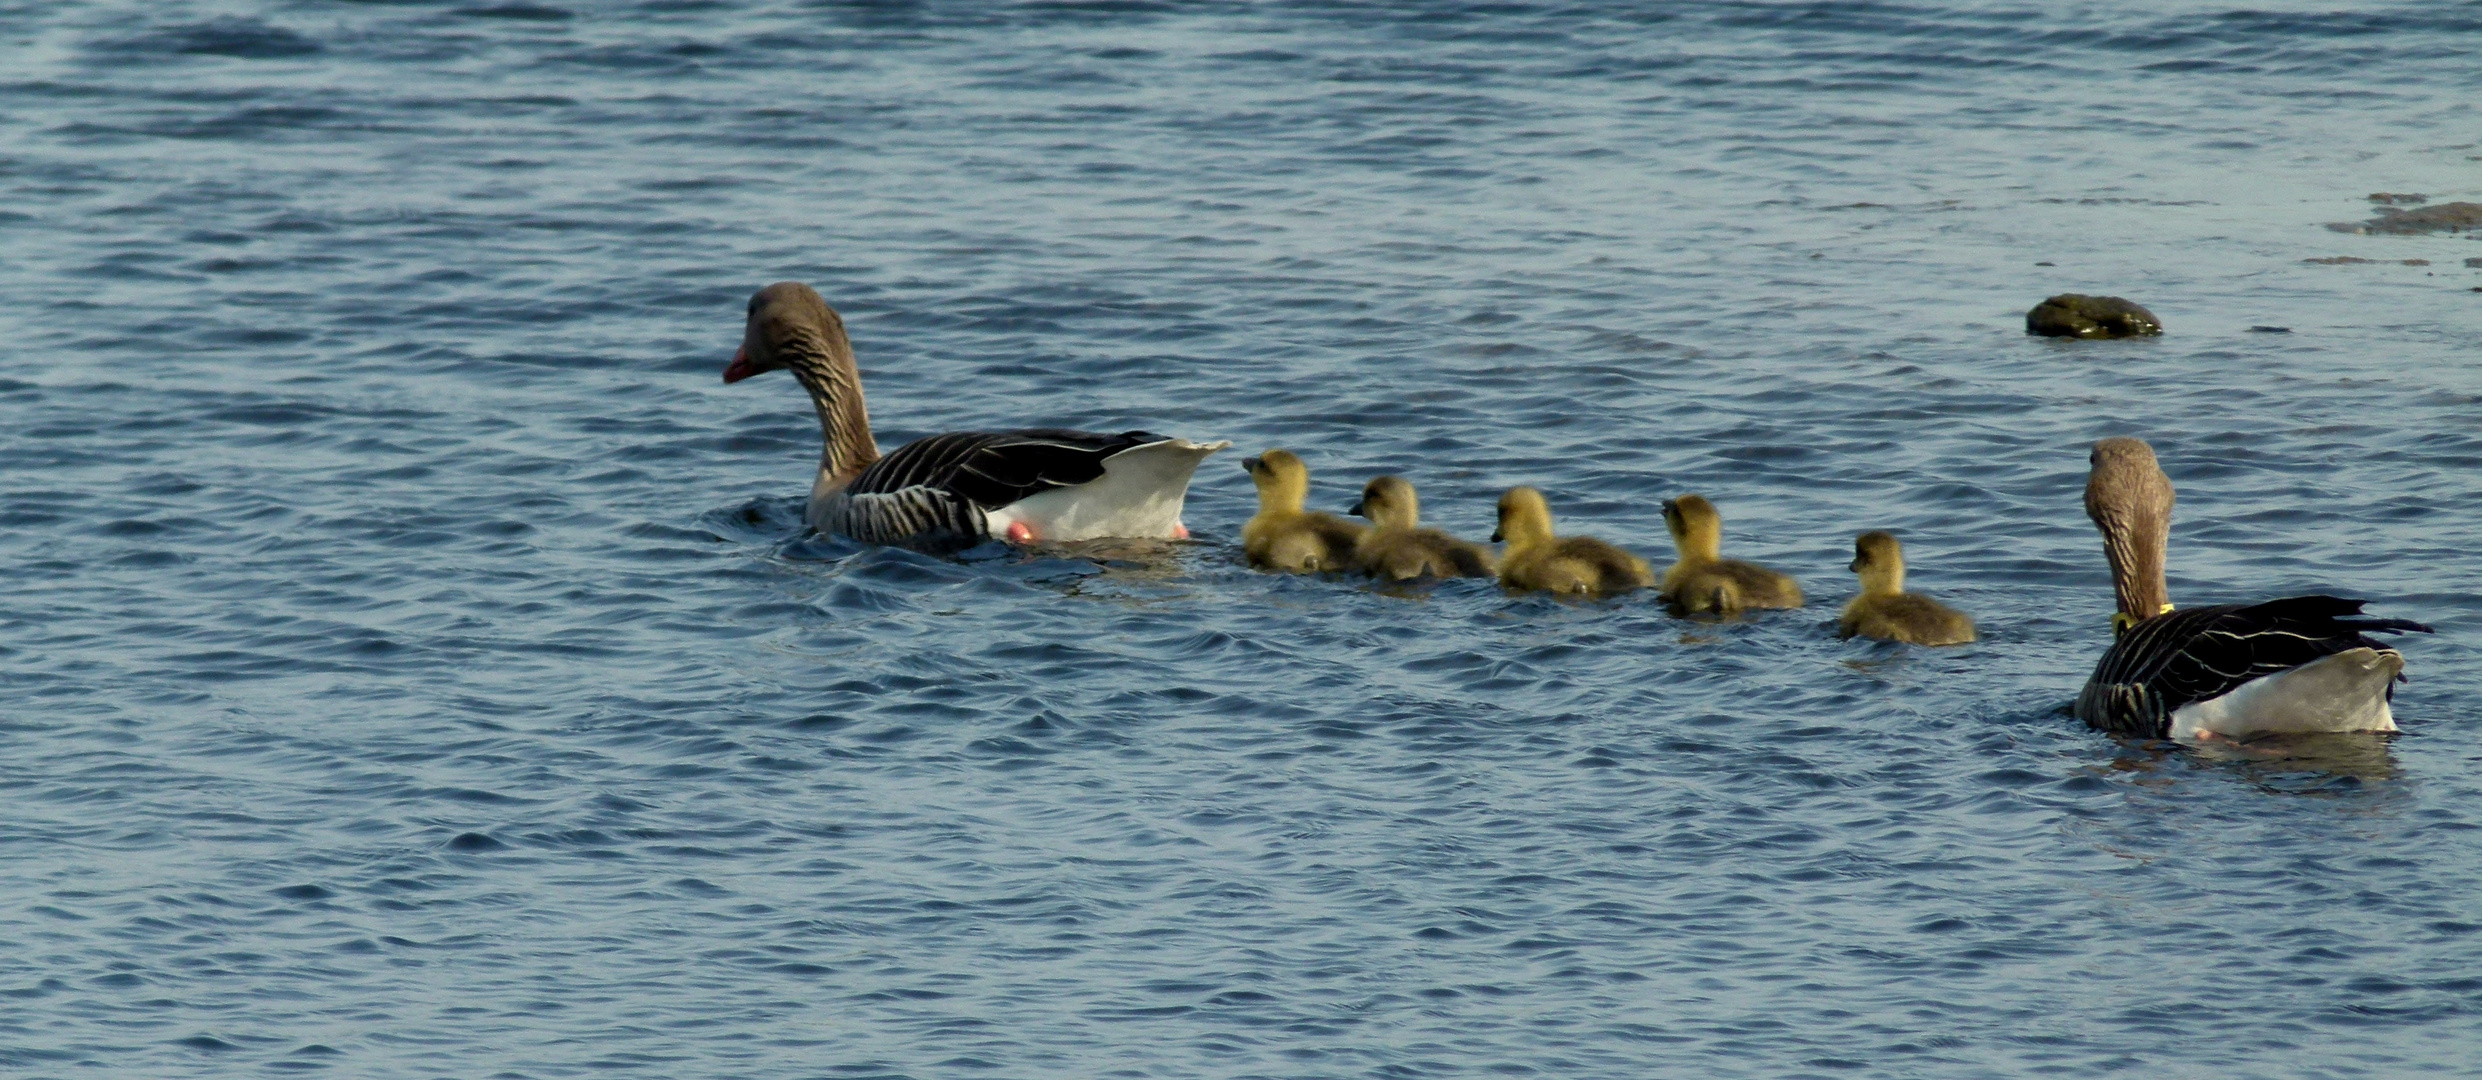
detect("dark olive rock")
[2026,294,2163,339]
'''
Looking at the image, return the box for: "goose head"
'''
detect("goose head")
[2084,436,2175,629]
[1350,476,1421,530]
[1242,449,1312,513]
[1850,530,1906,597]
[1661,494,1723,560]
[725,281,878,478]
[726,282,851,384]
[1491,487,1555,548]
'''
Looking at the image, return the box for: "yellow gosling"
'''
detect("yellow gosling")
[1349,476,1496,581]
[1837,531,1976,645]
[1659,494,1802,615]
[1240,449,1366,573]
[1491,487,1652,596]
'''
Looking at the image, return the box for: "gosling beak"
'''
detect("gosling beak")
[1488,527,1504,543]
[1849,557,1863,572]
[1347,497,1367,517]
[1241,456,1262,476]
[722,345,759,384]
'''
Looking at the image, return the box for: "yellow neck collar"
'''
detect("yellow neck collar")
[2112,602,2176,637]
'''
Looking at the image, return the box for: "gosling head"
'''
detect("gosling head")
[1242,448,1312,511]
[1491,486,1555,547]
[1850,530,1906,596]
[725,282,850,384]
[1350,476,1421,529]
[1660,493,1723,559]
[2084,436,2175,625]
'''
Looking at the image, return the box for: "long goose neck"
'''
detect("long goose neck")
[1374,495,1418,530]
[782,331,879,481]
[2104,512,2171,622]
[1258,475,1306,515]
[1503,513,1553,557]
[1671,520,1721,563]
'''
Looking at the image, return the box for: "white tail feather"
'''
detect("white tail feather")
[984,439,1231,542]
[2168,647,2402,740]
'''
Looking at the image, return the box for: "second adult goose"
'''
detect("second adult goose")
[726,282,1229,551]
[2074,437,2430,740]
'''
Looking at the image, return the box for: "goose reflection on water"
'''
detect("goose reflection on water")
[2098,730,2404,791]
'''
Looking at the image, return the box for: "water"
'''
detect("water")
[5,2,2482,1076]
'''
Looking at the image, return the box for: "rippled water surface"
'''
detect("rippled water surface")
[6,2,2482,1076]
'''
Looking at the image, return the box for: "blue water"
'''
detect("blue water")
[6,2,2482,1076]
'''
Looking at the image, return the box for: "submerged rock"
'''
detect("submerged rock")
[2328,201,2482,235]
[2026,294,2162,339]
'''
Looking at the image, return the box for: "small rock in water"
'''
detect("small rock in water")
[2248,325,2291,333]
[2368,192,2428,205]
[2465,257,2482,268]
[2025,294,2162,339]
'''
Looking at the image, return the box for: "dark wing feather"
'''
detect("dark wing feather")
[822,429,1166,551]
[2075,595,2431,737]
[845,429,1166,510]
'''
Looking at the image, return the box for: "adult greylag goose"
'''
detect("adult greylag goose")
[725,282,1229,551]
[1658,494,1802,615]
[1240,450,1366,573]
[1491,487,1652,596]
[2074,437,2430,740]
[1837,531,1976,646]
[1348,476,1496,580]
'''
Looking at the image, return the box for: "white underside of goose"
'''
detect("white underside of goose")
[2166,647,2403,742]
[805,437,1231,543]
[981,438,1230,542]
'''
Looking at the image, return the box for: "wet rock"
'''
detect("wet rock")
[2328,201,2482,235]
[2025,294,2162,339]
[2368,192,2428,205]
[2304,256,2433,266]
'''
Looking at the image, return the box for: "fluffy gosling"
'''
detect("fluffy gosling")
[1838,531,1976,645]
[1659,494,1802,615]
[1491,487,1653,596]
[1349,476,1497,580]
[1241,449,1366,573]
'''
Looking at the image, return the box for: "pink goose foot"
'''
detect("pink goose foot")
[1172,522,1190,540]
[1004,521,1037,545]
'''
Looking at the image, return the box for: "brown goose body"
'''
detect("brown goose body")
[1658,494,1801,615]
[1492,488,1651,597]
[1837,531,1975,646]
[1349,476,1496,580]
[1241,450,1365,573]
[725,282,1227,550]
